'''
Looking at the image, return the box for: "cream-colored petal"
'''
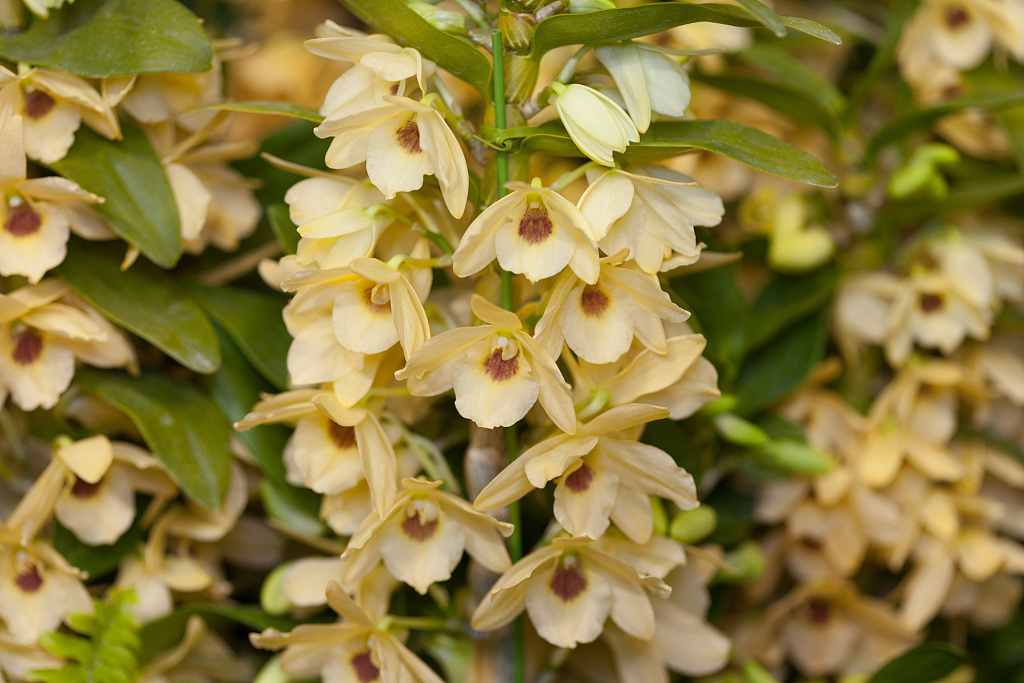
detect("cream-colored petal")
[53,465,135,546]
[453,340,539,429]
[470,294,522,331]
[516,331,577,434]
[394,325,491,391]
[55,435,113,483]
[525,558,613,648]
[0,115,26,185]
[332,279,399,354]
[558,279,636,364]
[553,457,620,539]
[379,504,466,594]
[609,485,654,545]
[900,554,955,630]
[583,403,670,436]
[600,439,698,510]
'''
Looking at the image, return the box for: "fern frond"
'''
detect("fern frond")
[26,589,142,683]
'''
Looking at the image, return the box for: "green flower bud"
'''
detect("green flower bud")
[742,661,781,683]
[716,541,765,584]
[669,506,717,544]
[651,495,668,536]
[760,439,832,475]
[715,413,770,446]
[260,563,293,616]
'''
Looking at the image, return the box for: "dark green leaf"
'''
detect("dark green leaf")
[846,0,921,119]
[57,240,221,374]
[267,203,300,255]
[532,3,838,55]
[0,0,211,77]
[868,643,967,683]
[738,41,846,114]
[745,268,838,352]
[186,284,290,390]
[733,306,829,415]
[956,426,1024,465]
[190,101,324,124]
[693,73,840,137]
[704,487,756,547]
[669,265,749,383]
[52,505,146,579]
[521,120,837,187]
[75,369,232,509]
[335,0,491,94]
[963,62,1024,170]
[48,123,182,267]
[866,90,1024,160]
[203,328,321,521]
[139,604,300,665]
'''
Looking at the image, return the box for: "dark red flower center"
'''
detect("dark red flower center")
[351,651,380,682]
[483,348,519,382]
[22,89,56,120]
[518,205,553,245]
[401,512,439,542]
[945,6,969,29]
[807,597,831,625]
[579,285,610,317]
[328,421,357,450]
[71,477,101,498]
[11,329,44,366]
[551,559,587,602]
[396,118,422,155]
[4,201,42,238]
[15,564,44,593]
[918,292,944,313]
[565,462,595,493]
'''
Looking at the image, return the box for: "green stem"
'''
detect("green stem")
[493,28,525,683]
[552,161,600,192]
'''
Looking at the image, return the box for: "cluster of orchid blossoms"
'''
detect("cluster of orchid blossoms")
[0,51,260,407]
[232,20,733,683]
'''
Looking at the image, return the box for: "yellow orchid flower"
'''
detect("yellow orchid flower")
[395,294,576,433]
[452,177,600,285]
[548,82,639,167]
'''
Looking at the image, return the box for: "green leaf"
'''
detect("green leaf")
[745,268,838,352]
[732,0,787,37]
[267,203,300,255]
[867,643,968,683]
[865,90,1024,160]
[693,73,840,137]
[186,284,290,390]
[335,0,491,95]
[139,604,300,665]
[669,264,749,383]
[963,62,1024,170]
[846,0,921,119]
[57,240,221,374]
[521,120,837,187]
[733,306,829,415]
[532,3,838,55]
[75,368,232,509]
[190,101,324,124]
[0,0,211,77]
[48,123,182,267]
[738,41,846,115]
[203,329,322,522]
[52,506,146,579]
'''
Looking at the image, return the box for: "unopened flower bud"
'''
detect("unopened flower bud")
[714,413,770,446]
[548,82,639,166]
[742,661,782,683]
[261,563,292,616]
[716,541,765,584]
[669,506,717,544]
[760,439,832,474]
[651,495,668,536]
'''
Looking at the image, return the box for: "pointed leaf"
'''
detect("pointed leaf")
[520,120,837,187]
[57,240,221,374]
[75,368,232,509]
[693,73,840,137]
[190,101,324,124]
[732,0,787,37]
[49,123,182,267]
[532,3,838,55]
[267,202,299,255]
[0,0,212,77]
[186,284,290,390]
[867,643,967,683]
